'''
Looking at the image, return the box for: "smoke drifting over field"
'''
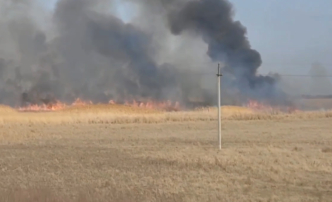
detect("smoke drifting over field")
[166,0,288,103]
[0,0,287,107]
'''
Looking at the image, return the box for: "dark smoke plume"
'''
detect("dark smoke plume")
[0,0,288,108]
[167,0,287,104]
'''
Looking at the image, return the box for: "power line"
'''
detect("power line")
[262,63,332,66]
[276,74,332,77]
[183,71,332,77]
[132,68,332,77]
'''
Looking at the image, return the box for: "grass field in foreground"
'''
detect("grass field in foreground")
[0,116,331,201]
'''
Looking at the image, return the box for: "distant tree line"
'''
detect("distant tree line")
[301,95,332,99]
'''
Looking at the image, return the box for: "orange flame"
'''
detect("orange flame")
[17,98,181,112]
[245,99,299,113]
[245,100,274,111]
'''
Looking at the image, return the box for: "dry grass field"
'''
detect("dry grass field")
[0,104,332,202]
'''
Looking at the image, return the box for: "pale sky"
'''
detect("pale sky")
[41,0,332,76]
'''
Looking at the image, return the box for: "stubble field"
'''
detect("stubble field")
[0,105,332,202]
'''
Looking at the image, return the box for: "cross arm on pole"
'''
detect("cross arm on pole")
[217,64,223,77]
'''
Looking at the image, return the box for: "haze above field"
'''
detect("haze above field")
[41,0,332,76]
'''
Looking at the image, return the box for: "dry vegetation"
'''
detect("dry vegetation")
[0,104,332,201]
[1,104,332,126]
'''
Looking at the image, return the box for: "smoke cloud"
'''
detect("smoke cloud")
[0,0,288,108]
[166,0,287,103]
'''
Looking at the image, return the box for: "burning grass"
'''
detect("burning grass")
[1,102,332,126]
[18,99,181,112]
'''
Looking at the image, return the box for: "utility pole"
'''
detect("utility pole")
[217,63,222,150]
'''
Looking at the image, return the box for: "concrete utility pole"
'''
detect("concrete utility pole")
[217,64,222,150]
